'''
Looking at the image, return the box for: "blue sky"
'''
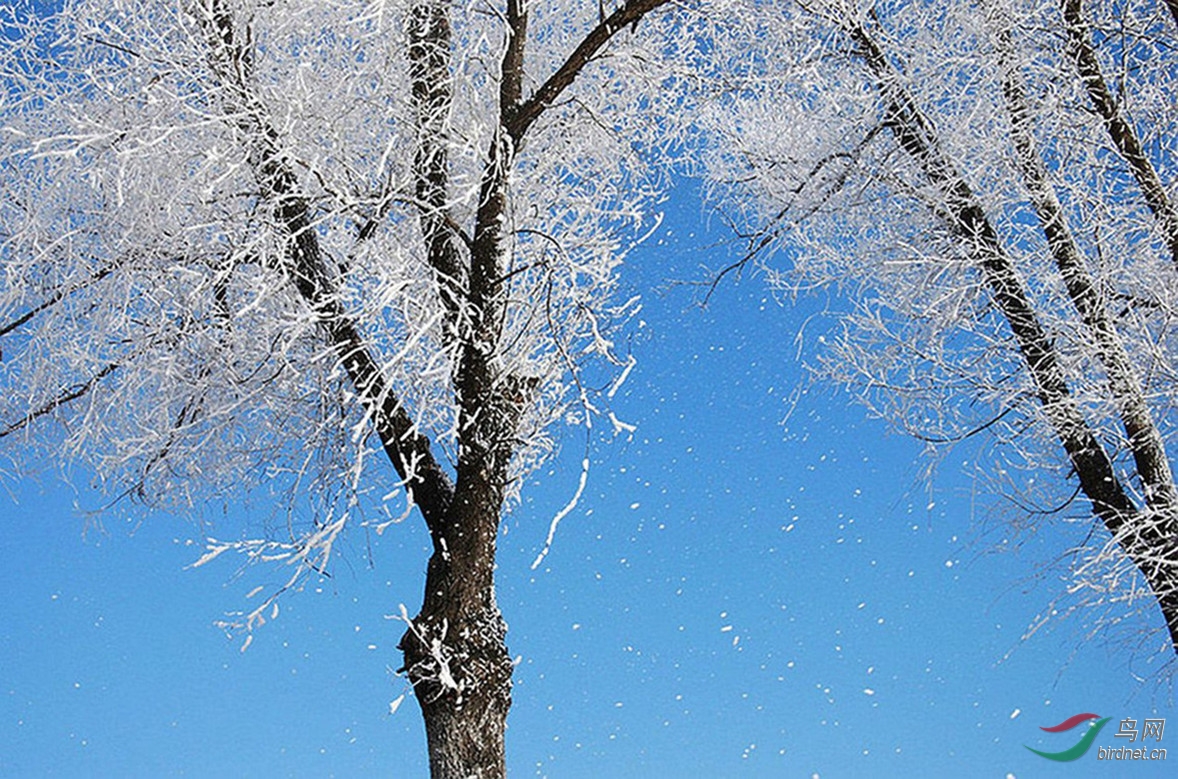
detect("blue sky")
[3,184,1177,777]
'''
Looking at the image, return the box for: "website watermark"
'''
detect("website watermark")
[1095,745,1167,761]
[1024,712,1166,763]
[1097,717,1167,762]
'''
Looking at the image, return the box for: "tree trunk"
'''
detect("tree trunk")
[997,23,1178,647]
[400,495,512,779]
[196,1,676,772]
[401,3,522,767]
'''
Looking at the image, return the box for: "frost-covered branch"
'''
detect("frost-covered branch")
[996,20,1178,525]
[702,0,1178,654]
[508,0,676,139]
[0,362,120,439]
[193,0,455,522]
[1061,0,1178,266]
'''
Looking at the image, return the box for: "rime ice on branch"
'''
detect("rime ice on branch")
[0,1,691,775]
[703,0,1178,654]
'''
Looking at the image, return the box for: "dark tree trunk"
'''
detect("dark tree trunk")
[398,3,673,773]
[400,2,519,774]
[997,26,1178,647]
[399,493,513,779]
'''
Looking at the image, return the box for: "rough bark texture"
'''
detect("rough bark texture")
[852,18,1178,651]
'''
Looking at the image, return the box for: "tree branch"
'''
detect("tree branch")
[0,362,119,439]
[998,23,1178,530]
[852,14,1178,650]
[508,0,674,140]
[1061,0,1178,267]
[501,0,528,115]
[194,0,454,522]
[850,18,1138,534]
[408,0,467,336]
[0,264,114,338]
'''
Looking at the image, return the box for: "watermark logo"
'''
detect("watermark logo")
[1025,712,1167,762]
[1025,713,1110,762]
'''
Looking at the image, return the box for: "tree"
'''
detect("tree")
[0,1,690,775]
[704,0,1178,653]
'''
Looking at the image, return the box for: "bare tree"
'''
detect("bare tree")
[0,1,688,775]
[704,0,1178,654]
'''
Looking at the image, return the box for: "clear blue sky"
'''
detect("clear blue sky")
[3,183,1176,777]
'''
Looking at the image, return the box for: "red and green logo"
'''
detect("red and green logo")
[1025,713,1111,761]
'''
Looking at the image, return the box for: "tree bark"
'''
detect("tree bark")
[399,4,673,775]
[399,488,513,779]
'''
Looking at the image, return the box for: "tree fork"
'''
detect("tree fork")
[198,2,679,774]
[399,4,676,774]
